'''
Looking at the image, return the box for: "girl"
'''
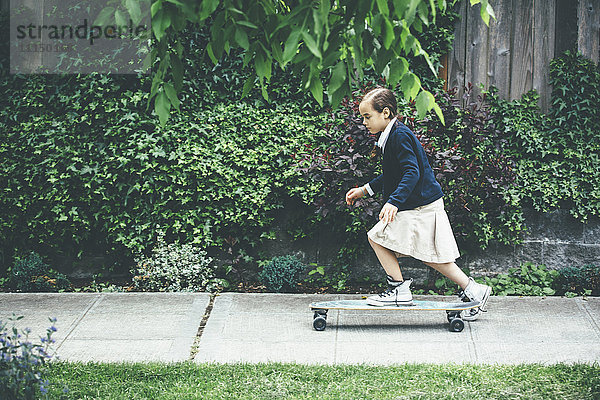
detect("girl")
[345,87,491,321]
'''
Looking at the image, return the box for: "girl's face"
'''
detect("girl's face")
[358,101,392,134]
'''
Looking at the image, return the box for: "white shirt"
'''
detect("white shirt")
[365,117,397,196]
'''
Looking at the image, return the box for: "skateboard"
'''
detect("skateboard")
[309,299,481,332]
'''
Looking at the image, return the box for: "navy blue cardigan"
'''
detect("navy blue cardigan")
[368,120,444,211]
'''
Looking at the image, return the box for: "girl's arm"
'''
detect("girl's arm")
[387,133,420,208]
[368,173,384,194]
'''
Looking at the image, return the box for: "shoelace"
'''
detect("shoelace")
[458,290,470,302]
[378,286,397,298]
[458,290,487,314]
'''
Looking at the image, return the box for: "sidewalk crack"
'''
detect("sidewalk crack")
[54,294,105,355]
[578,299,600,341]
[468,322,479,363]
[188,293,216,361]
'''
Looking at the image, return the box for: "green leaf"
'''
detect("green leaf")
[93,7,115,26]
[309,76,324,106]
[283,31,301,65]
[401,72,420,100]
[383,16,395,49]
[260,78,269,101]
[125,0,142,25]
[115,9,127,27]
[329,85,347,109]
[393,0,409,19]
[200,0,219,20]
[255,51,272,82]
[234,28,249,50]
[389,57,409,87]
[328,61,346,94]
[415,90,434,119]
[406,0,420,24]
[429,0,437,23]
[152,9,172,41]
[417,1,429,25]
[271,41,284,65]
[164,83,180,112]
[302,31,322,59]
[433,103,445,125]
[237,20,259,29]
[319,0,330,22]
[376,0,389,15]
[206,42,218,65]
[155,91,170,126]
[241,74,256,99]
[151,1,161,17]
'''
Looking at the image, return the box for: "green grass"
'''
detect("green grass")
[44,362,600,399]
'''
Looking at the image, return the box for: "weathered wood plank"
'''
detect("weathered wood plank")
[578,0,600,63]
[487,0,513,100]
[465,1,490,104]
[447,0,468,100]
[555,0,579,55]
[533,0,556,112]
[440,54,449,91]
[510,0,534,99]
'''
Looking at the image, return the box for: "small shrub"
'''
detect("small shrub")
[258,255,305,293]
[131,230,216,292]
[303,263,350,292]
[482,262,559,296]
[7,252,71,293]
[558,265,600,296]
[0,315,59,400]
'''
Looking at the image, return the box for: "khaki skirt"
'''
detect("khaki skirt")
[367,198,460,264]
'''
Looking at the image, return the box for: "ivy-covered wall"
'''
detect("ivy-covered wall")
[1,8,599,285]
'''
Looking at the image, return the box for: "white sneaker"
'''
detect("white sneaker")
[463,277,492,310]
[367,278,414,306]
[462,304,482,322]
[459,277,492,321]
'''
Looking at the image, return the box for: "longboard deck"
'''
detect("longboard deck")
[310,299,480,311]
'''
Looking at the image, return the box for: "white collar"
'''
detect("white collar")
[377,117,397,153]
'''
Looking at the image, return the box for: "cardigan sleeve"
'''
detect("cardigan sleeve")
[367,173,383,194]
[387,132,420,208]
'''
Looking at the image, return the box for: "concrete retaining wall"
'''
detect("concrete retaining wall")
[264,207,600,286]
[54,206,600,286]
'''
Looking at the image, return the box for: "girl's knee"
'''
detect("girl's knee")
[367,236,376,247]
[424,261,450,269]
[368,237,386,252]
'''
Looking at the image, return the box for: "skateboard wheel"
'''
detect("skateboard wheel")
[313,316,327,331]
[449,318,464,332]
[447,311,460,323]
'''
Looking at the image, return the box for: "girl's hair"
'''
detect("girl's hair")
[361,87,397,119]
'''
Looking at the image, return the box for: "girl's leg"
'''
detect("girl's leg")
[423,261,469,289]
[368,237,404,281]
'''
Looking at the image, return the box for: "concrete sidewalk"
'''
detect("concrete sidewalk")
[0,292,599,365]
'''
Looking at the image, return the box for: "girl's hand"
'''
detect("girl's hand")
[379,202,398,223]
[345,187,364,206]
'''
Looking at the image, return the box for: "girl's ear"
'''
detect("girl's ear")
[383,107,391,119]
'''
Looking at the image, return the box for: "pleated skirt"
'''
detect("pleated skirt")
[367,197,461,264]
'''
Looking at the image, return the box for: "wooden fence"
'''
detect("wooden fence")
[443,0,600,112]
